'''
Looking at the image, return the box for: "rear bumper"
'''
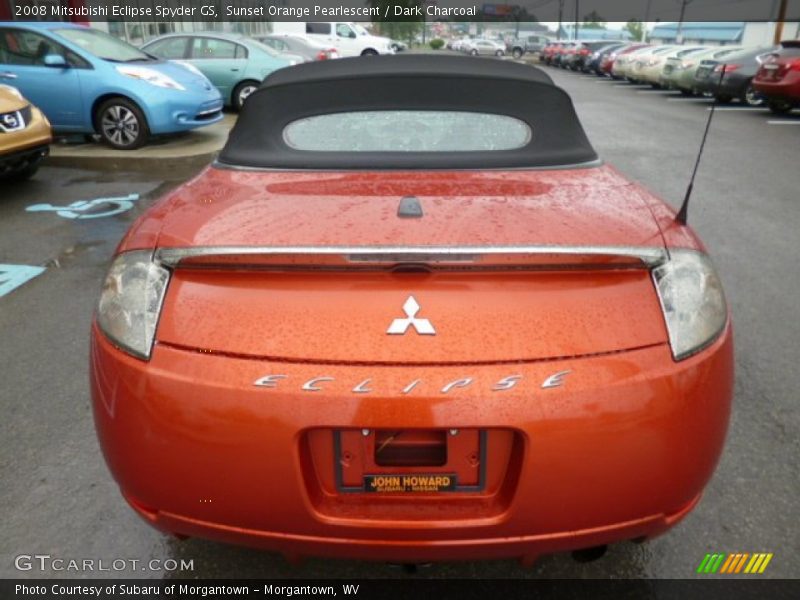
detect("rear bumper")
[695,74,749,98]
[0,143,49,174]
[639,67,663,83]
[753,72,800,103]
[144,93,224,134]
[129,491,701,563]
[91,321,734,562]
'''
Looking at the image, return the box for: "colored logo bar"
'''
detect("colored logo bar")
[697,553,773,574]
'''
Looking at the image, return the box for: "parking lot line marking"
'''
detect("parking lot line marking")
[667,97,714,102]
[767,120,800,125]
[0,264,46,298]
[706,107,770,112]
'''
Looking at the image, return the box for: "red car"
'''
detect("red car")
[753,41,800,114]
[91,56,734,565]
[540,41,564,64]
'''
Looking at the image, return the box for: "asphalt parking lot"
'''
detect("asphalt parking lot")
[1,64,798,580]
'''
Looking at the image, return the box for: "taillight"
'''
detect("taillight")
[714,63,741,73]
[317,48,338,60]
[790,59,800,72]
[580,48,590,55]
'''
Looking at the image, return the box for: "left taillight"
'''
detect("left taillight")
[317,48,338,60]
[96,251,170,360]
[714,63,741,74]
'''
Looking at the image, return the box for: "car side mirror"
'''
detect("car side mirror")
[44,54,68,68]
[349,32,356,39]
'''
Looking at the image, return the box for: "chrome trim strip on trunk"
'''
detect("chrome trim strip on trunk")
[155,245,668,268]
[211,158,605,173]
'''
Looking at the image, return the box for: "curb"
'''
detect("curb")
[43,114,235,173]
[44,148,217,173]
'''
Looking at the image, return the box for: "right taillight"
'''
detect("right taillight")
[652,250,728,361]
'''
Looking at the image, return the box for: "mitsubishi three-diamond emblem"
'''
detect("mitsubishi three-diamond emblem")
[386,296,436,336]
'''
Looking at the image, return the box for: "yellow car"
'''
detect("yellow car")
[0,85,51,181]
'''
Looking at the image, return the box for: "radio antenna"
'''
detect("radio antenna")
[676,65,727,225]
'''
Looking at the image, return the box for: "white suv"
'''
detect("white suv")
[304,22,393,57]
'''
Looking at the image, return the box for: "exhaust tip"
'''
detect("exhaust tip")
[571,545,608,563]
[387,563,433,574]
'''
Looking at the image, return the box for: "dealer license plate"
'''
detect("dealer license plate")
[364,473,458,493]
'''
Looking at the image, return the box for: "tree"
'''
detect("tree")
[582,10,607,29]
[625,19,645,41]
[366,0,424,43]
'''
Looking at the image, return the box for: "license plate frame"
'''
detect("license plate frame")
[333,429,487,494]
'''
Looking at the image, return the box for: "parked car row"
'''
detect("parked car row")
[540,39,800,114]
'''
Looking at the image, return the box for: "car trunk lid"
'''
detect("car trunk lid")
[152,166,669,365]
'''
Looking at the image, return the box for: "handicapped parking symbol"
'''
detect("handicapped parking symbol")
[26,193,140,219]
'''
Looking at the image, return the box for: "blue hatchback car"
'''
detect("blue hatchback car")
[0,23,223,149]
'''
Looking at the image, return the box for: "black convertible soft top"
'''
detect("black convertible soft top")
[217,54,599,170]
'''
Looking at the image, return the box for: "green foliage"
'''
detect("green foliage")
[429,38,445,50]
[625,19,645,42]
[366,0,424,43]
[582,10,607,29]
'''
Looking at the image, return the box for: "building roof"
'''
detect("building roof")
[649,22,745,43]
[557,26,633,41]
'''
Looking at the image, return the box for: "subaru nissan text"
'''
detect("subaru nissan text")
[91,55,734,564]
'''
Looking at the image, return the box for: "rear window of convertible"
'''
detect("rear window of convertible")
[282,111,532,152]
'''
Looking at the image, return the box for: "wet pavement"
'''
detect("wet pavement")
[1,67,798,580]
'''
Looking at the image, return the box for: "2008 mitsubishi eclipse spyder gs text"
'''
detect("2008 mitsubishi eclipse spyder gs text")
[90,55,734,565]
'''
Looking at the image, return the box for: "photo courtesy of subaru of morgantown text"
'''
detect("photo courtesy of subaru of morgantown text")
[1,1,799,593]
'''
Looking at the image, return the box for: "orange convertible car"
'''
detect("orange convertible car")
[91,56,733,564]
